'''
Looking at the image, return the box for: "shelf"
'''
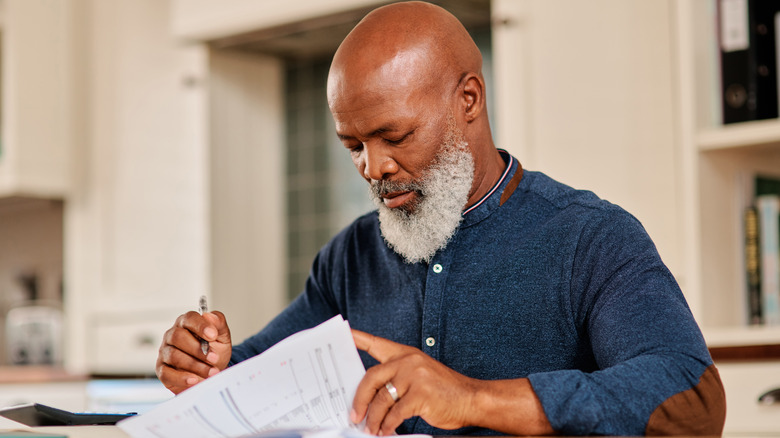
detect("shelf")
[698,118,780,151]
[703,326,780,348]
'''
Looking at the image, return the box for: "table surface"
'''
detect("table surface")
[1,413,778,438]
[1,426,129,438]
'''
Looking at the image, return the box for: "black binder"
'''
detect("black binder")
[719,0,780,124]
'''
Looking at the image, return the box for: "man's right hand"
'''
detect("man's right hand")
[156,310,232,394]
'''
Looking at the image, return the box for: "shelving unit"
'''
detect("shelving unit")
[674,2,780,432]
[699,118,780,151]
[676,0,780,348]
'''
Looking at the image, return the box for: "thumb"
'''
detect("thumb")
[203,311,231,344]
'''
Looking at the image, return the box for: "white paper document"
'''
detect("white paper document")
[118,315,366,438]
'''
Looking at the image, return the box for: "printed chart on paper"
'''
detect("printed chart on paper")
[118,316,366,438]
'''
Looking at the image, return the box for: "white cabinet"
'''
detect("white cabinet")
[89,318,174,376]
[716,361,780,434]
[64,0,209,375]
[0,0,73,198]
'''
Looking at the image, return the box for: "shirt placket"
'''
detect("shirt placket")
[420,247,454,361]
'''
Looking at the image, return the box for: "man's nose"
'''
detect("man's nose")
[362,144,399,181]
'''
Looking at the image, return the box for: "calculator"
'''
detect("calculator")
[0,403,136,426]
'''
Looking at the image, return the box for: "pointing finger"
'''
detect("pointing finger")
[352,329,407,363]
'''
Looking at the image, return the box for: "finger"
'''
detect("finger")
[156,343,212,395]
[159,342,216,378]
[156,362,203,394]
[352,365,405,425]
[351,329,407,363]
[364,381,404,435]
[178,310,215,342]
[165,323,211,361]
[379,397,414,436]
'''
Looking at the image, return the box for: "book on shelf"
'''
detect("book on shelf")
[718,0,780,124]
[744,205,762,324]
[757,194,780,325]
[742,174,780,326]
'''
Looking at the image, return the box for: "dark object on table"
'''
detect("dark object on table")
[0,403,136,426]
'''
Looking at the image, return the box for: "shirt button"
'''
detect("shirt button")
[432,264,443,273]
[425,337,436,347]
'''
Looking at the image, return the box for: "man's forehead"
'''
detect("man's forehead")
[329,46,430,99]
[332,101,418,138]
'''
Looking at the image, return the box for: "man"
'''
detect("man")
[156,2,726,435]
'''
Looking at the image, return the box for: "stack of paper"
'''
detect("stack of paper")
[118,316,366,438]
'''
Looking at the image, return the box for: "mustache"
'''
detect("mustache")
[370,178,425,198]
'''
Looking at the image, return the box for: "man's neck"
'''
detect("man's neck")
[465,147,507,209]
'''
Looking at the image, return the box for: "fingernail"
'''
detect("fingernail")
[363,426,371,435]
[186,376,198,386]
[204,327,217,339]
[208,367,219,377]
[207,352,218,363]
[350,409,358,424]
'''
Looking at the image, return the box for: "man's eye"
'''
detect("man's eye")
[348,144,364,154]
[385,131,413,145]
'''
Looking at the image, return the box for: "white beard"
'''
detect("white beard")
[369,125,475,264]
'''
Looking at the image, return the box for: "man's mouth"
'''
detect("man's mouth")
[382,190,416,209]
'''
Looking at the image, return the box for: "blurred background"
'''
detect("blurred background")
[0,0,778,433]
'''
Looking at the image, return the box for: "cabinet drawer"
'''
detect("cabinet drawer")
[90,319,173,375]
[716,361,780,434]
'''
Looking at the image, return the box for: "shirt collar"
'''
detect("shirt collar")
[460,150,522,228]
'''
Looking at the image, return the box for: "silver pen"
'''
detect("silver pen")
[198,295,209,355]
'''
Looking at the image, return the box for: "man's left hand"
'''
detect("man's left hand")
[350,329,480,435]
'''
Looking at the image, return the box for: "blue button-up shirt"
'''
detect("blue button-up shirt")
[231,152,718,435]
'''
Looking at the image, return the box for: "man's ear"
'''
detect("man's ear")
[461,73,485,122]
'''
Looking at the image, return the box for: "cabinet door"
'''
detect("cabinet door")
[87,1,209,316]
[493,0,682,279]
[717,361,780,434]
[0,0,72,197]
[65,1,209,374]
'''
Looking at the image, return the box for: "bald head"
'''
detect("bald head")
[328,1,504,217]
[327,1,483,108]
